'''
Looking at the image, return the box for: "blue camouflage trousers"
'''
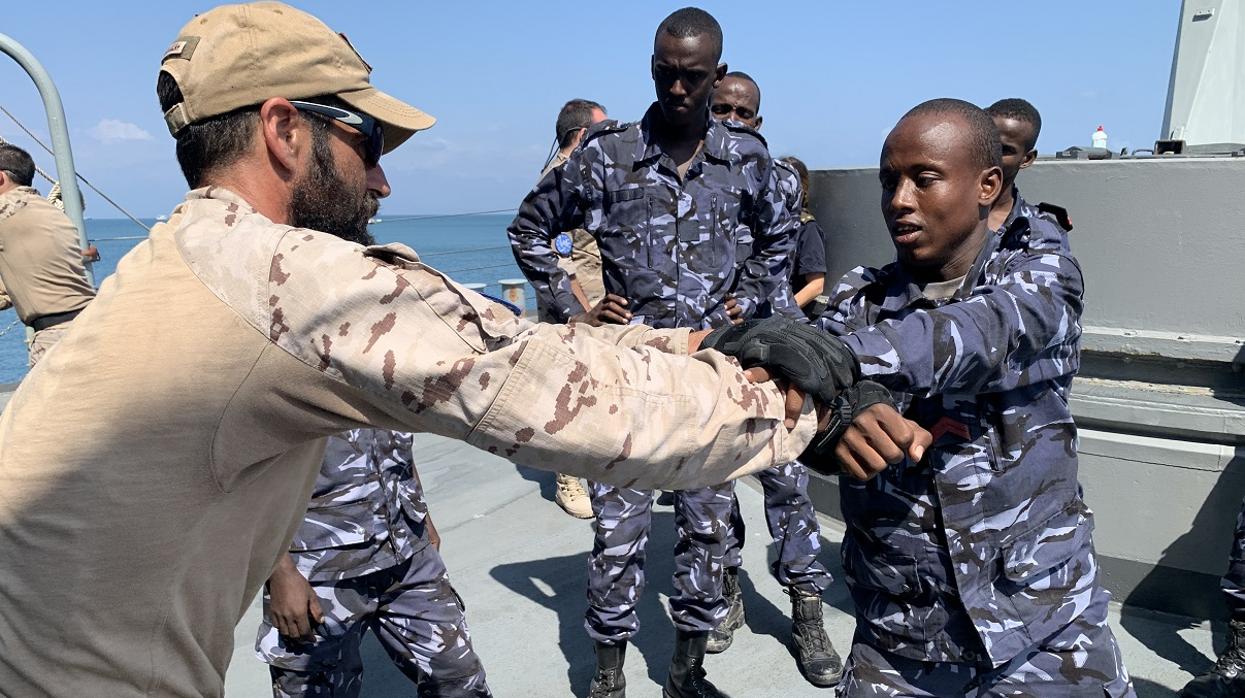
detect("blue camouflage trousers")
[256,546,490,697]
[585,481,735,642]
[837,584,1133,697]
[1222,496,1245,620]
[723,461,831,595]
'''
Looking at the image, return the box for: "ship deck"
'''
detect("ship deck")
[218,433,1217,697]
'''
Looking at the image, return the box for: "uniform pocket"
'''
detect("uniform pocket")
[999,500,1093,585]
[603,186,651,268]
[841,530,928,645]
[842,530,924,601]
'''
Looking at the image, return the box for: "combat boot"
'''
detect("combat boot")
[789,588,844,687]
[1180,619,1245,697]
[706,568,745,653]
[555,473,593,519]
[588,641,626,698]
[663,630,731,698]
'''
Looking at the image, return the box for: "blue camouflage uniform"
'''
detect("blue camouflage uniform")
[1222,500,1245,620]
[255,429,490,698]
[722,158,831,599]
[508,102,796,643]
[815,196,1133,696]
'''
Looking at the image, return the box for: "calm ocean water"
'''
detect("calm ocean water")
[0,213,525,383]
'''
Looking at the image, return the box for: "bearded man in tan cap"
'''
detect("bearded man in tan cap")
[0,3,878,696]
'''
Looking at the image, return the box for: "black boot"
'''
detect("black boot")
[706,568,745,654]
[1180,619,1245,697]
[663,630,731,698]
[789,588,844,687]
[588,641,627,698]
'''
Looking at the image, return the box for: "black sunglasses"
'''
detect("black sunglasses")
[289,100,384,167]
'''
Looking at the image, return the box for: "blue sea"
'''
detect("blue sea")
[0,213,525,383]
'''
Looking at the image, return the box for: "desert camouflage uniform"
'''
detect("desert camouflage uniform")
[256,429,488,697]
[815,197,1133,696]
[0,183,820,697]
[509,102,796,642]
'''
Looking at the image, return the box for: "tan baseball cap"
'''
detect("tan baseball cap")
[160,1,434,154]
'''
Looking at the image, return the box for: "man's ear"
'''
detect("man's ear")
[714,62,727,87]
[257,97,306,178]
[754,115,763,131]
[650,54,657,81]
[1019,148,1037,170]
[979,165,1003,208]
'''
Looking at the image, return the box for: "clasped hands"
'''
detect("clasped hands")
[697,317,931,481]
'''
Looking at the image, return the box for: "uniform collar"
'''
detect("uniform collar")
[997,187,1027,233]
[879,227,1002,309]
[637,102,728,165]
[187,185,259,208]
[0,185,40,202]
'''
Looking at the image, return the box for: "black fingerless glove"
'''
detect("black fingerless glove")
[798,380,895,476]
[702,317,859,403]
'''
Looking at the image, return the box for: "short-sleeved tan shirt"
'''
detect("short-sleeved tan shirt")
[0,187,812,696]
[0,186,94,323]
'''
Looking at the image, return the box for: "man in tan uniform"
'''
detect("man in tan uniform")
[538,98,608,519]
[0,4,854,696]
[0,143,96,365]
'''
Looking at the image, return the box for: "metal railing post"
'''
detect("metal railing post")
[0,32,95,286]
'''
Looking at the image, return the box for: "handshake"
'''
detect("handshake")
[701,317,930,481]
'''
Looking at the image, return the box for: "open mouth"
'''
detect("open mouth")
[891,222,922,245]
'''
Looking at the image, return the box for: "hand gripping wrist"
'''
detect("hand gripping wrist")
[702,317,860,403]
[798,380,895,475]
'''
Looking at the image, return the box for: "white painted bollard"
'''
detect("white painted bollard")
[462,282,486,294]
[498,278,528,316]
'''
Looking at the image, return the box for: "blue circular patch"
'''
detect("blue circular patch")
[554,233,573,257]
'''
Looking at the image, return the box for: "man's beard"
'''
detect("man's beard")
[290,129,378,246]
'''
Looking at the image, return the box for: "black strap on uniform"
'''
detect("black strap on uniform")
[29,308,81,332]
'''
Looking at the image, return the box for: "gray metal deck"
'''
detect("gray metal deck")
[221,434,1218,697]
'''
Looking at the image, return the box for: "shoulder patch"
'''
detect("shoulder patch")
[1036,202,1073,232]
[581,118,633,144]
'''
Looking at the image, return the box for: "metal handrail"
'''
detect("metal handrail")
[0,32,94,286]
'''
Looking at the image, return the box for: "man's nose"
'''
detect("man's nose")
[367,162,391,199]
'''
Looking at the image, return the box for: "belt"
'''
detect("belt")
[29,309,81,332]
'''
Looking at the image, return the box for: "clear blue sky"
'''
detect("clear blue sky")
[1,1,1180,218]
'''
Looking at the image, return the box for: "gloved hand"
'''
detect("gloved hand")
[701,317,859,404]
[798,380,895,476]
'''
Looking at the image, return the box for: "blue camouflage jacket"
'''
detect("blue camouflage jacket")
[759,158,806,321]
[816,198,1097,666]
[288,429,429,582]
[508,103,796,330]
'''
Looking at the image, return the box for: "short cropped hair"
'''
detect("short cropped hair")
[656,7,723,62]
[985,97,1042,150]
[157,72,258,188]
[900,98,1001,171]
[723,70,761,111]
[555,99,606,149]
[0,143,36,187]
